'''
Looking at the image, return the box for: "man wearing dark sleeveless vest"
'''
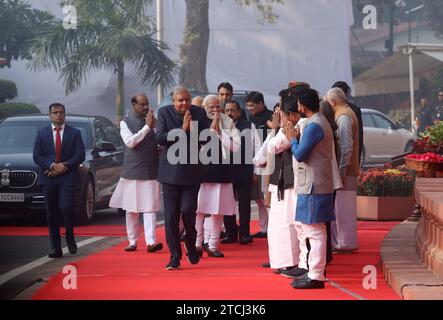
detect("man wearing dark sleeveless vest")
[109,94,163,253]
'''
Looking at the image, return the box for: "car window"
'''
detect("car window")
[0,120,91,153]
[101,119,124,149]
[93,121,106,146]
[371,114,393,129]
[362,113,375,128]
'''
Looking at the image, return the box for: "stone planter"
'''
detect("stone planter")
[357,196,415,221]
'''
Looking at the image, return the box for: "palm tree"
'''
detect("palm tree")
[28,0,177,124]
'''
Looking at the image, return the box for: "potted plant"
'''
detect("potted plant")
[357,168,416,221]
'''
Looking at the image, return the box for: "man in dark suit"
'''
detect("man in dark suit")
[222,100,255,245]
[33,103,85,258]
[156,86,209,270]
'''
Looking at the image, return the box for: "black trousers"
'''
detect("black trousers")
[162,183,200,261]
[43,183,76,251]
[224,178,252,239]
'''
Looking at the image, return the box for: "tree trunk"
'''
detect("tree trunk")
[115,59,125,125]
[179,0,209,92]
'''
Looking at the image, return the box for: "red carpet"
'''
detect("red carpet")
[32,221,400,300]
[0,225,127,237]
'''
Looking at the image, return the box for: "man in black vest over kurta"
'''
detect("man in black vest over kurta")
[156,86,209,270]
[109,93,163,253]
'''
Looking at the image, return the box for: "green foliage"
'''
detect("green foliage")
[0,0,54,68]
[28,0,177,95]
[0,79,17,102]
[414,121,443,154]
[357,168,416,197]
[0,102,40,119]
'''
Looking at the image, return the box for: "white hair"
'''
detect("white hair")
[326,87,346,103]
[172,86,190,98]
[202,94,219,107]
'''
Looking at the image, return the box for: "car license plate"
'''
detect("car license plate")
[0,193,25,202]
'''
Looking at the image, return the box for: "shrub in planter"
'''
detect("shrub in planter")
[0,102,41,119]
[0,79,18,103]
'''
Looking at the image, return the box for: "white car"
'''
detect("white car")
[361,108,416,166]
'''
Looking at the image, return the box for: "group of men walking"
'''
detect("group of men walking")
[34,80,362,290]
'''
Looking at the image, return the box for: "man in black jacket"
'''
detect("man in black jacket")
[156,86,209,270]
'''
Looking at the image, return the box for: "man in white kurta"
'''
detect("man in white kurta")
[254,98,306,272]
[109,94,162,253]
[195,95,240,257]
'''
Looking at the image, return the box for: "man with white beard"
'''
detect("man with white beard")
[195,95,240,257]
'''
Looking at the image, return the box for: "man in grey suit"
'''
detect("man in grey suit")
[156,86,209,270]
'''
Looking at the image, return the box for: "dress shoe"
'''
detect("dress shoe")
[220,237,238,244]
[207,249,224,258]
[124,244,137,252]
[202,243,210,252]
[262,262,271,268]
[188,247,203,258]
[147,242,163,253]
[166,257,180,270]
[219,231,226,239]
[239,235,253,245]
[291,274,325,289]
[280,267,308,279]
[48,250,63,258]
[67,242,77,254]
[252,231,267,238]
[187,251,200,265]
[274,266,295,274]
[332,247,358,254]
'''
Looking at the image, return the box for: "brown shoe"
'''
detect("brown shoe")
[147,243,163,253]
[124,245,137,252]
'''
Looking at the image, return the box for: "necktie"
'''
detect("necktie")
[54,127,62,163]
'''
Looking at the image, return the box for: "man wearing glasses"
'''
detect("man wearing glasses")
[33,103,85,258]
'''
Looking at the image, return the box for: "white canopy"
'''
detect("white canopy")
[353,43,443,133]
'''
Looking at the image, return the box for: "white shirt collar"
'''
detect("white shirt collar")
[52,123,65,131]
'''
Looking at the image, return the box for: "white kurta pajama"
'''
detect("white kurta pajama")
[332,114,358,251]
[254,119,306,269]
[195,114,241,251]
[109,121,160,247]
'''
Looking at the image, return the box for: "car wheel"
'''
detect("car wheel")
[77,176,95,225]
[360,146,366,168]
[404,140,415,153]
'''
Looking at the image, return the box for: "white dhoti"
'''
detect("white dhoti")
[267,185,300,269]
[332,176,358,250]
[109,178,160,246]
[196,183,236,251]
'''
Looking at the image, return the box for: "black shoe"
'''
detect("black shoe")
[166,257,180,270]
[262,262,271,268]
[252,231,267,238]
[220,237,238,244]
[124,245,137,252]
[147,242,163,253]
[273,266,295,274]
[219,231,226,239]
[67,242,77,255]
[239,235,253,245]
[280,267,308,279]
[207,249,224,258]
[291,274,325,289]
[187,247,204,258]
[202,243,210,252]
[48,249,63,258]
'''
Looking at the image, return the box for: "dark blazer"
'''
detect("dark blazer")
[33,124,86,187]
[156,105,209,186]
